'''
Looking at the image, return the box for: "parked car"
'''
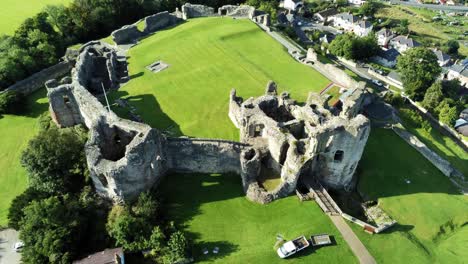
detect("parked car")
[277,236,310,258]
[372,79,383,86]
[13,241,24,252]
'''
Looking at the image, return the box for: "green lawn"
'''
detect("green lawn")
[160,173,358,264]
[0,89,48,226]
[355,128,468,264]
[398,105,468,179]
[0,0,71,35]
[109,17,330,140]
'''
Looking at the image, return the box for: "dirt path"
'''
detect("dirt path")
[329,215,376,264]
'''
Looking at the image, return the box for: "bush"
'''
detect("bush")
[0,90,24,114]
[20,126,88,194]
[384,92,404,107]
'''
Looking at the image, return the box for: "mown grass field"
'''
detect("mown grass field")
[109,17,330,140]
[113,17,356,263]
[355,128,468,264]
[161,173,357,264]
[0,89,48,226]
[0,0,70,35]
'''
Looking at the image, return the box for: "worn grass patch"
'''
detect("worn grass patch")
[355,128,468,264]
[161,173,358,263]
[0,89,48,226]
[0,0,71,35]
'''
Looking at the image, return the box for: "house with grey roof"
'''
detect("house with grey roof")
[73,248,124,264]
[315,8,339,23]
[331,13,373,37]
[377,28,395,47]
[447,64,468,88]
[371,48,400,68]
[389,35,420,53]
[432,49,451,66]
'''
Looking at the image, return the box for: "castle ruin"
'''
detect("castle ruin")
[46,5,371,204]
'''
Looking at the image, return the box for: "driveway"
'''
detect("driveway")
[0,229,21,264]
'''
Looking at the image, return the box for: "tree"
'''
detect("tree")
[162,231,189,264]
[394,19,409,35]
[19,196,87,264]
[0,90,24,114]
[443,39,459,55]
[20,126,87,194]
[7,187,48,229]
[359,0,380,17]
[421,81,444,113]
[438,103,458,127]
[328,33,378,61]
[397,47,441,100]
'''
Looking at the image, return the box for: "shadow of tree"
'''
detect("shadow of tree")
[190,240,239,262]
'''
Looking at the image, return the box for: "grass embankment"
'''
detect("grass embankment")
[0,89,48,226]
[355,128,468,264]
[376,4,468,56]
[398,105,468,179]
[110,17,330,140]
[0,0,71,35]
[115,17,356,263]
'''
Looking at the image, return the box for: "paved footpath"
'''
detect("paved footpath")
[329,215,376,264]
[0,229,21,264]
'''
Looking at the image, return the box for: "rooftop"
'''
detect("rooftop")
[72,248,124,264]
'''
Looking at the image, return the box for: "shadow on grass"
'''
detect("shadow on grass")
[357,128,461,200]
[0,87,48,119]
[109,90,182,136]
[157,173,244,261]
[191,240,239,262]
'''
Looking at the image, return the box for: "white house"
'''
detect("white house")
[389,35,421,53]
[284,0,303,11]
[447,64,468,88]
[332,13,372,37]
[377,28,395,47]
[354,20,373,37]
[349,0,366,5]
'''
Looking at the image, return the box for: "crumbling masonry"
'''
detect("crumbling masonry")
[47,5,371,204]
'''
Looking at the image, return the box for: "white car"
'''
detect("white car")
[13,241,24,252]
[277,236,310,258]
[372,79,383,86]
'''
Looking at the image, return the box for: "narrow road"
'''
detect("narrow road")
[329,215,377,264]
[390,0,468,11]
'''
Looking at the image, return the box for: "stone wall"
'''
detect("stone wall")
[218,5,256,18]
[144,11,180,33]
[111,11,181,45]
[4,61,73,95]
[166,138,249,174]
[111,25,143,45]
[181,3,215,19]
[392,125,464,180]
[306,49,360,89]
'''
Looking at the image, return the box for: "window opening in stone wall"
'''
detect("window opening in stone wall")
[334,150,344,162]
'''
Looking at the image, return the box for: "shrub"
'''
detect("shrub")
[0,90,24,114]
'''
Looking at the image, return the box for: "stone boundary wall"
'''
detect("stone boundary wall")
[392,125,465,183]
[3,61,73,95]
[111,11,181,45]
[403,97,468,151]
[367,69,403,90]
[166,137,250,174]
